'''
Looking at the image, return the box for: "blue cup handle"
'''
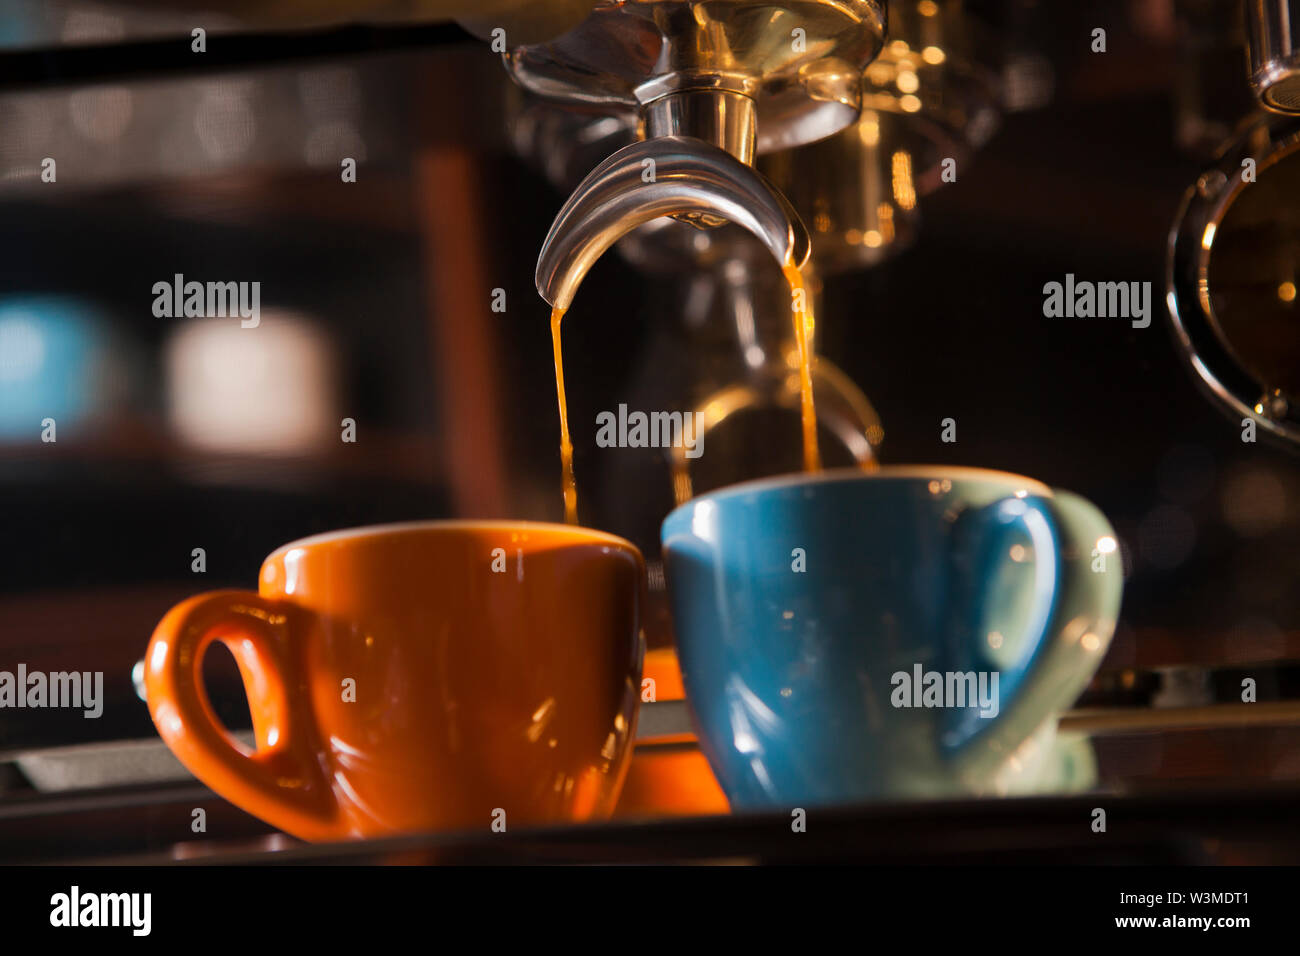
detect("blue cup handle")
[943,490,1123,776]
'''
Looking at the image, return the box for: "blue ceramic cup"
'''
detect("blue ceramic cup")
[661,467,1123,807]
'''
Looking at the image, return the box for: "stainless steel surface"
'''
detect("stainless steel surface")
[88,676,1300,795]
[634,700,693,740]
[643,89,758,165]
[505,0,887,156]
[509,96,638,190]
[1247,0,1300,113]
[633,698,1300,743]
[510,96,769,273]
[12,733,255,792]
[1166,111,1300,446]
[1060,700,1300,735]
[535,136,810,309]
[12,699,1296,789]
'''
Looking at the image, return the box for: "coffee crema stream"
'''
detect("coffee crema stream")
[551,305,579,525]
[549,257,821,525]
[783,257,822,473]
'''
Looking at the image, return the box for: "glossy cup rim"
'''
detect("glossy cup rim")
[265,519,640,566]
[663,465,1053,522]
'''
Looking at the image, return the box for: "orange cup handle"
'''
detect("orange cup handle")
[144,590,342,840]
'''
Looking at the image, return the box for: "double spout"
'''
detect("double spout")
[535,134,811,310]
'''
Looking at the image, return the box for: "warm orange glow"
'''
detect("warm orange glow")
[892,150,917,209]
[571,765,605,820]
[877,202,895,241]
[644,647,686,701]
[858,111,880,146]
[614,747,730,818]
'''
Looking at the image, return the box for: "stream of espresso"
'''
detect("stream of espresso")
[550,306,579,525]
[783,257,822,473]
[550,258,821,525]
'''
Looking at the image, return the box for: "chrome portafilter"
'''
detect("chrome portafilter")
[513,0,999,278]
[513,0,885,279]
[506,1,888,161]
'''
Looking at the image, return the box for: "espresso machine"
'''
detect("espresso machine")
[4,0,1300,874]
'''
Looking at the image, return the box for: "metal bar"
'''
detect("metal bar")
[1059,700,1300,735]
[7,701,1300,780]
[635,699,1300,746]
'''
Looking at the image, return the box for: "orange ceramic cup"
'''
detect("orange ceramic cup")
[144,521,644,841]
